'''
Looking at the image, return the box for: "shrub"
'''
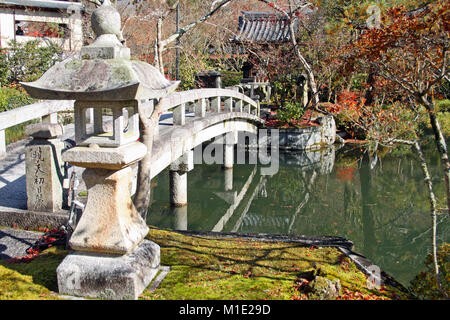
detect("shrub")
[0,49,8,86]
[0,87,35,112]
[276,101,305,125]
[409,243,449,300]
[0,39,62,85]
[436,99,450,113]
[220,71,242,88]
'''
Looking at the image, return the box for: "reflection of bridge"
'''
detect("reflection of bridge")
[157,146,335,235]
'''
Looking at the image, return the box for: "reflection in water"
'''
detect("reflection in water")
[172,206,188,231]
[147,143,449,286]
[360,151,376,258]
[224,168,233,191]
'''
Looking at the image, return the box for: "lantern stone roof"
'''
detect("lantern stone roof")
[231,11,299,43]
[21,58,179,101]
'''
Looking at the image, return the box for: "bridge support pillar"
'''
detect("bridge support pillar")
[172,205,188,230]
[224,168,233,191]
[170,150,194,207]
[223,131,237,170]
[169,171,187,207]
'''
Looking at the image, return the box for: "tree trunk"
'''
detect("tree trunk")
[155,0,233,74]
[134,99,162,220]
[421,96,450,215]
[412,140,448,299]
[156,17,164,75]
[288,21,320,108]
[365,68,376,106]
[393,138,448,299]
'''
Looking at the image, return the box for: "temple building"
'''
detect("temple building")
[230,11,300,84]
[0,0,84,51]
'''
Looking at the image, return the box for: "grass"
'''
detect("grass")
[0,227,407,300]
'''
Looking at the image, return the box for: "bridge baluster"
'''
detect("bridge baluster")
[236,99,243,112]
[0,129,5,159]
[42,112,58,124]
[173,103,186,125]
[244,103,251,114]
[211,96,221,113]
[224,97,233,113]
[194,98,206,117]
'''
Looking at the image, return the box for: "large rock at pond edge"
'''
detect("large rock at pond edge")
[308,276,342,300]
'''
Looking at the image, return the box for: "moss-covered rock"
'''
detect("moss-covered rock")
[308,276,342,300]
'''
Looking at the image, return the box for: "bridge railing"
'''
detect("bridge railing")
[0,88,260,157]
[0,100,74,157]
[158,88,260,126]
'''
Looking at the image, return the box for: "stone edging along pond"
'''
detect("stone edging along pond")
[265,115,337,151]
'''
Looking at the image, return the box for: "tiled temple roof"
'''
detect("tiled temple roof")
[231,11,299,42]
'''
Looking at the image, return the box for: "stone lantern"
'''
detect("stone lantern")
[21,0,179,299]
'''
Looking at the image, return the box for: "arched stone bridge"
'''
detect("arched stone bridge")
[150,88,264,179]
[59,86,265,208]
[58,87,264,173]
[0,86,265,213]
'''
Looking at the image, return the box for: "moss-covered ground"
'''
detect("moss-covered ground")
[0,246,66,300]
[0,227,408,300]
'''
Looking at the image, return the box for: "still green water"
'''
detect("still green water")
[147,143,449,287]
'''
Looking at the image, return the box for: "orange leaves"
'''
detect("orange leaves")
[342,2,448,96]
[337,288,388,300]
[336,166,356,182]
[329,91,366,116]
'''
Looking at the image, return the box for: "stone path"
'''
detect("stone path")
[0,122,76,211]
[0,227,42,260]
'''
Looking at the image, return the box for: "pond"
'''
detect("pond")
[147,141,449,287]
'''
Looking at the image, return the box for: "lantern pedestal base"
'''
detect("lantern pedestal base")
[57,240,160,300]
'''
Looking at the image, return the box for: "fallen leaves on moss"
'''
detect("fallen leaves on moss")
[0,247,67,300]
